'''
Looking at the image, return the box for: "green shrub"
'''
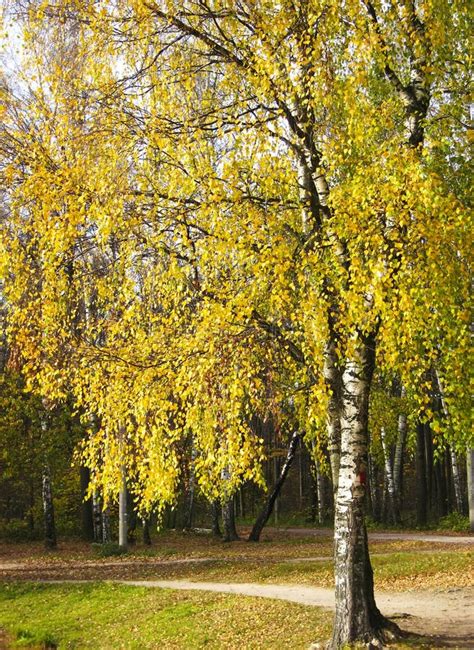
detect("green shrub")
[438,512,469,532]
[0,519,42,541]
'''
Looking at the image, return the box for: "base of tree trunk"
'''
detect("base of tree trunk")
[311,616,408,649]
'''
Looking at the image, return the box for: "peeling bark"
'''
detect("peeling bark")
[331,338,399,648]
[380,427,401,525]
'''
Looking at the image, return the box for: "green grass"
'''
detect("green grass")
[0,582,332,649]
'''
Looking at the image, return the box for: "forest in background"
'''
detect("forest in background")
[0,352,472,546]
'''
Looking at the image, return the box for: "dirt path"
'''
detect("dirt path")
[123,579,473,627]
[39,578,473,648]
[266,527,474,544]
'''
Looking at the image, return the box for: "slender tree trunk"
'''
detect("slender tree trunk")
[367,453,380,522]
[315,460,327,525]
[310,462,318,523]
[331,339,398,648]
[434,370,464,513]
[239,488,245,519]
[416,421,428,526]
[221,465,239,542]
[142,518,151,545]
[434,457,448,518]
[222,498,239,542]
[298,447,304,511]
[380,428,401,525]
[102,507,111,543]
[127,489,138,545]
[273,455,280,524]
[211,500,221,536]
[449,447,464,513]
[118,465,128,550]
[183,444,196,530]
[92,491,102,542]
[80,466,94,541]
[467,450,474,533]
[248,431,300,542]
[42,463,57,549]
[425,424,434,514]
[28,481,35,533]
[393,386,407,506]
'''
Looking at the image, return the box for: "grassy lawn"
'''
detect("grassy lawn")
[0,582,332,649]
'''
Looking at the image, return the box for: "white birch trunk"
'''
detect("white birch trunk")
[102,508,111,543]
[435,370,464,513]
[118,464,128,549]
[380,428,401,525]
[42,463,57,549]
[449,448,464,513]
[467,450,474,532]
[92,491,102,542]
[331,340,396,647]
[393,386,407,498]
[221,467,239,542]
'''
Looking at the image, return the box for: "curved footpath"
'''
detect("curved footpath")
[266,527,474,544]
[123,579,473,620]
[123,580,474,647]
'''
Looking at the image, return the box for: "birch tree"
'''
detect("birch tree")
[0,1,471,647]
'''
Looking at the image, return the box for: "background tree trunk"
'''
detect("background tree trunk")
[449,447,464,513]
[380,428,401,525]
[42,464,57,549]
[80,466,94,541]
[416,421,428,526]
[211,500,221,537]
[222,498,239,542]
[248,431,300,542]
[183,444,196,530]
[393,387,407,507]
[118,465,128,550]
[142,518,151,545]
[315,460,328,524]
[102,507,111,543]
[92,491,102,542]
[467,449,474,532]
